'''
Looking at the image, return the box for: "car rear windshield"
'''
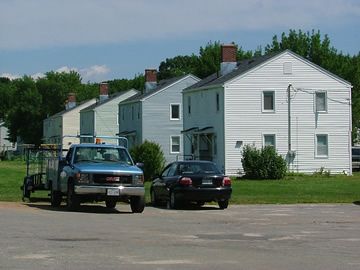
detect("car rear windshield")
[179,162,221,175]
[74,147,133,165]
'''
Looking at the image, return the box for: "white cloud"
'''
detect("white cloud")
[1,65,110,82]
[0,0,359,50]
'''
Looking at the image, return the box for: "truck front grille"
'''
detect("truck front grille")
[93,174,132,184]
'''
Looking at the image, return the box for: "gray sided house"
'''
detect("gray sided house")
[183,45,352,175]
[0,121,16,153]
[43,93,96,149]
[119,69,200,163]
[80,83,139,144]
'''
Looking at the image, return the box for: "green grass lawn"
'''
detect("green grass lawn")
[1,160,360,204]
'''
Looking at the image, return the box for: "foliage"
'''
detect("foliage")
[129,140,166,181]
[241,145,287,180]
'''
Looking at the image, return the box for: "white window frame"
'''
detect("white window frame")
[263,134,276,148]
[170,135,181,154]
[170,103,181,120]
[315,91,327,113]
[315,134,329,158]
[262,91,275,113]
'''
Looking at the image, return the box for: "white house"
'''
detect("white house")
[43,93,96,149]
[0,121,16,154]
[183,45,352,175]
[80,83,139,144]
[119,69,200,163]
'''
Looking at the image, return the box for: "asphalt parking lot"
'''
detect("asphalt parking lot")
[0,202,360,270]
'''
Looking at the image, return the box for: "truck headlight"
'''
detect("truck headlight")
[133,174,144,185]
[76,173,90,184]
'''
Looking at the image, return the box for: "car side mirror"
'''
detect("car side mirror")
[136,162,144,169]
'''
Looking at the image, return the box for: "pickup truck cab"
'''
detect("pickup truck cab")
[53,143,145,212]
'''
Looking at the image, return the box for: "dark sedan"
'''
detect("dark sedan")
[150,161,232,209]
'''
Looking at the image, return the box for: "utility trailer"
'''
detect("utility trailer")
[21,135,145,213]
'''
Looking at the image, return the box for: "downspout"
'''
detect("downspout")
[349,86,353,176]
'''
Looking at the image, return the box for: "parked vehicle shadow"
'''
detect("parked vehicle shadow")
[353,201,360,206]
[23,202,133,214]
[150,203,222,211]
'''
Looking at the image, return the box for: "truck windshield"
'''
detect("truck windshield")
[74,147,133,165]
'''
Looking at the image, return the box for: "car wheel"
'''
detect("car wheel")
[50,183,62,207]
[66,182,80,211]
[150,189,159,207]
[169,191,179,209]
[105,199,117,209]
[218,199,229,209]
[130,196,145,213]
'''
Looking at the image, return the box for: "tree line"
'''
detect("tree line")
[0,29,359,145]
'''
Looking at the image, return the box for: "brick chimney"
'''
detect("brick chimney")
[220,44,237,76]
[99,82,109,102]
[65,93,76,110]
[145,69,157,93]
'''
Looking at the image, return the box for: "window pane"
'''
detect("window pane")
[317,135,328,156]
[316,92,326,112]
[171,105,180,119]
[263,92,274,110]
[171,136,180,153]
[264,135,275,147]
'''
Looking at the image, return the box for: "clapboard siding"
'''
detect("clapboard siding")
[224,51,351,175]
[119,75,199,164]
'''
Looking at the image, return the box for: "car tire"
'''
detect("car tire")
[105,199,117,209]
[50,183,62,207]
[150,189,159,207]
[66,182,80,211]
[169,191,180,209]
[218,199,229,209]
[130,196,145,213]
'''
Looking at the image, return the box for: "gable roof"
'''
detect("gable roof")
[45,98,96,119]
[122,74,199,104]
[80,89,138,112]
[185,50,351,91]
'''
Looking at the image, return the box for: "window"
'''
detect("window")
[216,93,220,112]
[263,134,276,147]
[171,136,180,154]
[315,91,327,112]
[316,134,328,157]
[263,91,275,112]
[188,96,191,115]
[170,104,180,120]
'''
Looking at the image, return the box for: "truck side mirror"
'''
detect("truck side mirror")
[136,162,144,169]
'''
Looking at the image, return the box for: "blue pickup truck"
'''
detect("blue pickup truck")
[22,139,145,213]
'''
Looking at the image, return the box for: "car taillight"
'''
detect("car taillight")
[179,177,192,186]
[222,177,231,187]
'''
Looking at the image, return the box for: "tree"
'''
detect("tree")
[5,76,43,144]
[158,55,199,80]
[0,78,15,120]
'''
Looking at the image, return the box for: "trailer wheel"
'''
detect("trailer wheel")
[22,177,32,201]
[130,196,145,213]
[66,182,80,211]
[50,183,62,207]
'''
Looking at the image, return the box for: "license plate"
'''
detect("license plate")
[202,179,213,185]
[107,189,120,196]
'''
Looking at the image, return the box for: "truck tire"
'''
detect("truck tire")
[66,182,80,211]
[130,196,145,213]
[50,184,62,207]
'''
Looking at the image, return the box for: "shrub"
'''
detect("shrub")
[241,145,287,180]
[130,140,166,181]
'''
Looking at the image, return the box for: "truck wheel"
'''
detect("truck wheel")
[218,199,229,209]
[130,196,145,213]
[105,199,117,209]
[66,183,80,211]
[50,184,62,207]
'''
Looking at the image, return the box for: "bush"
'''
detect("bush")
[241,145,287,180]
[130,140,166,181]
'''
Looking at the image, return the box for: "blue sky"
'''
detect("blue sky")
[1,0,359,82]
